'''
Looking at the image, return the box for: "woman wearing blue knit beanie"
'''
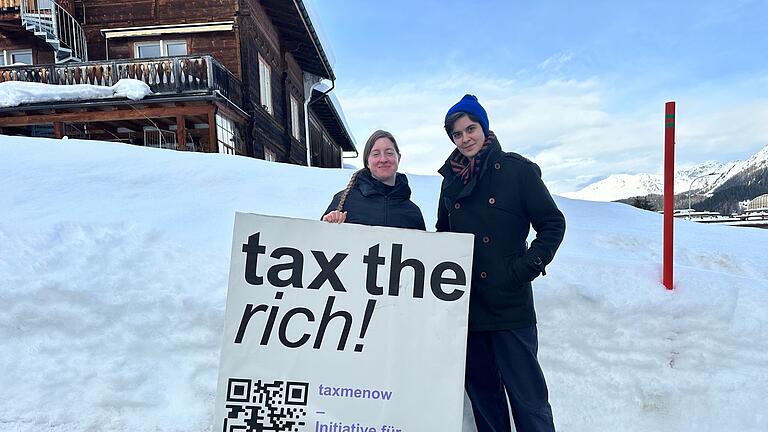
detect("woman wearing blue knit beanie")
[436,94,566,432]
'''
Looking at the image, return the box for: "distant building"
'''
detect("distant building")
[0,0,356,167]
[665,193,768,229]
[746,194,768,212]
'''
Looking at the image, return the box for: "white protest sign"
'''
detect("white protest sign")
[214,213,474,432]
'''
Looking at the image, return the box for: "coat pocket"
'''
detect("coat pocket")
[503,251,527,288]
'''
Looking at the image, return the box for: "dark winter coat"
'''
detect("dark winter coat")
[436,138,565,331]
[324,169,426,230]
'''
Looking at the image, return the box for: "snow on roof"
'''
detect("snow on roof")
[314,81,356,149]
[301,0,336,68]
[0,79,152,108]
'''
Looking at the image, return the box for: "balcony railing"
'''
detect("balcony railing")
[0,0,20,9]
[0,55,243,108]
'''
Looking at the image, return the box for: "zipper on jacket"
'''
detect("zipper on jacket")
[384,195,390,225]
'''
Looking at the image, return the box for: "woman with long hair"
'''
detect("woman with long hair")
[322,130,425,230]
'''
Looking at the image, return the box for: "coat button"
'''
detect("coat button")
[494,163,501,170]
[480,271,487,279]
[454,203,461,209]
[488,197,496,205]
[482,236,490,244]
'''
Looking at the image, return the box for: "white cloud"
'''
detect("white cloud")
[677,100,768,160]
[538,52,575,72]
[334,73,768,194]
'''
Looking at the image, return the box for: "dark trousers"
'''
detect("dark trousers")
[465,327,555,432]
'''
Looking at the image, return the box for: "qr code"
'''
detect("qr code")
[223,378,309,432]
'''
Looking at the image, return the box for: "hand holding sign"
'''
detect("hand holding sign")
[214,213,474,432]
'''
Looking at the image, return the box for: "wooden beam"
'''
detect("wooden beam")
[175,115,186,151]
[152,117,174,129]
[99,120,126,132]
[187,114,206,125]
[0,20,24,34]
[262,6,303,28]
[123,120,145,132]
[0,105,214,127]
[215,101,248,124]
[208,110,218,153]
[53,122,63,139]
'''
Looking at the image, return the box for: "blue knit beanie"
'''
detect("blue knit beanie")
[445,94,489,136]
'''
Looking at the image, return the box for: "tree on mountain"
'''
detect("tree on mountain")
[630,196,656,211]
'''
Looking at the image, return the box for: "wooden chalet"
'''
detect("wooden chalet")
[0,0,357,167]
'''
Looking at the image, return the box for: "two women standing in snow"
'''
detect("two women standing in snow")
[321,129,426,230]
[437,94,566,432]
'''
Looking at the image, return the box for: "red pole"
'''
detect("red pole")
[663,102,675,290]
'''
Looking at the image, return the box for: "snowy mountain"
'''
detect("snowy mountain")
[2,135,768,432]
[695,144,768,213]
[563,161,737,202]
[563,173,665,202]
[702,144,768,193]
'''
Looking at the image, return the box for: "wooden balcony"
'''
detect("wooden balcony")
[0,0,21,9]
[0,54,243,108]
[0,0,21,24]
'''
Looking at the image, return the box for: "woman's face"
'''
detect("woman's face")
[450,115,486,159]
[367,137,399,185]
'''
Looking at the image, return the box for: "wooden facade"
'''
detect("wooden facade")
[0,0,356,167]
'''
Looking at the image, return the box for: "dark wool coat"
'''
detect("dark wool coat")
[436,139,565,331]
[324,169,426,230]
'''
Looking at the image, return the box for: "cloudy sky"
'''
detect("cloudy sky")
[308,0,768,193]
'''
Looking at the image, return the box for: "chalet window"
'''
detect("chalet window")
[290,95,302,140]
[258,55,272,114]
[216,113,239,155]
[2,49,33,65]
[136,43,161,58]
[264,148,277,162]
[165,41,188,56]
[12,50,33,65]
[135,40,187,58]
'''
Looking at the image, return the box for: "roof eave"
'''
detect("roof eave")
[293,0,336,81]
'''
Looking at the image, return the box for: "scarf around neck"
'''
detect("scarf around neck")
[448,131,497,184]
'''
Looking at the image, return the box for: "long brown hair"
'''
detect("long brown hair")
[336,169,364,211]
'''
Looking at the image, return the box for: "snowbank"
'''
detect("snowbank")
[0,135,766,431]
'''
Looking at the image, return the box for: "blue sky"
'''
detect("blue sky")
[309,0,768,193]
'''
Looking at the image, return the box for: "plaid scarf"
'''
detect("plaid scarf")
[449,132,496,184]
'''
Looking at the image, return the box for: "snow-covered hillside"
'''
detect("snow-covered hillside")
[563,161,737,201]
[2,135,767,432]
[562,173,666,202]
[565,144,768,202]
[703,144,768,193]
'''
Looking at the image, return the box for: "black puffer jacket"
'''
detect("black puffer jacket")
[436,138,565,331]
[324,169,426,230]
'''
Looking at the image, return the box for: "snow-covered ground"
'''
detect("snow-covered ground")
[1,135,767,432]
